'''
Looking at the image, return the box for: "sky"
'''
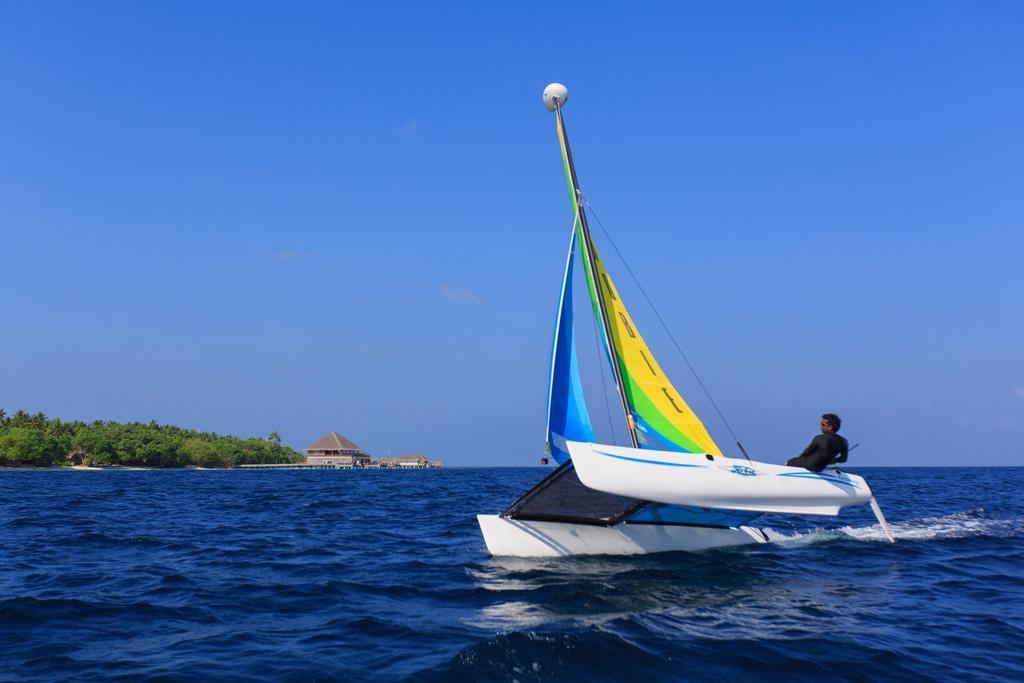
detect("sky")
[1,1,1022,466]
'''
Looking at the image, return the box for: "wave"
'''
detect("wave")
[4,466,1023,681]
[765,508,1022,545]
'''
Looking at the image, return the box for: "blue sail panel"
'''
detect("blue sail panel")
[546,230,596,465]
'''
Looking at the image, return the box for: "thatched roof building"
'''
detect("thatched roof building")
[304,431,364,456]
[304,431,369,466]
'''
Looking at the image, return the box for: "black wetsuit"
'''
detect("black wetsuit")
[786,433,849,472]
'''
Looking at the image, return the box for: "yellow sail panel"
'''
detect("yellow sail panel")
[587,242,723,456]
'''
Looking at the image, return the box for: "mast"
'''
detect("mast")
[546,84,639,449]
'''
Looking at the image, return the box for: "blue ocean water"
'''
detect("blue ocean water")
[1,467,1022,682]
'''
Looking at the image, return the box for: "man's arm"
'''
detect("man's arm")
[833,437,849,463]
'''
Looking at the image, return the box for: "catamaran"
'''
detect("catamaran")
[477,84,894,557]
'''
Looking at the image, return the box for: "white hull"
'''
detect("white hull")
[568,441,874,516]
[477,514,768,557]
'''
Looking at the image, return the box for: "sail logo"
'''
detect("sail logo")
[731,465,757,477]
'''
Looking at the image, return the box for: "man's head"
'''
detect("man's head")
[820,413,841,433]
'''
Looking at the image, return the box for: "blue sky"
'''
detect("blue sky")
[1,2,1021,466]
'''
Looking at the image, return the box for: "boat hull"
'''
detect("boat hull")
[477,514,767,557]
[567,441,873,516]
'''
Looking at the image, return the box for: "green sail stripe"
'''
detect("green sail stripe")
[575,223,603,329]
[617,361,706,453]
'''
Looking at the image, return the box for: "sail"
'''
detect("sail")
[545,226,596,465]
[581,240,723,455]
[553,107,721,457]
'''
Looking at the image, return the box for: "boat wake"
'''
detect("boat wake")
[765,508,1022,545]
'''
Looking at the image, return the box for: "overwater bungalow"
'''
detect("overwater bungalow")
[378,454,442,469]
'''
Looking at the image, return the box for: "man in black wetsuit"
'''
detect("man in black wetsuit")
[786,413,849,472]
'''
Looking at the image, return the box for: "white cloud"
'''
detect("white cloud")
[272,250,300,264]
[440,283,479,304]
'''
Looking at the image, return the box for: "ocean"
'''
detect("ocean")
[1,467,1021,681]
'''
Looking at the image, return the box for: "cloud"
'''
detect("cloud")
[272,250,300,264]
[402,119,419,135]
[1013,387,1024,400]
[440,283,479,304]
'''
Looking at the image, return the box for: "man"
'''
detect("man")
[786,413,848,472]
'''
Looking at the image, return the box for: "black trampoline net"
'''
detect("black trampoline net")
[502,462,644,526]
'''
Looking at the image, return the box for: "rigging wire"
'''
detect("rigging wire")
[583,198,753,462]
[586,253,619,446]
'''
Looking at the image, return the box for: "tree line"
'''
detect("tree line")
[0,407,304,468]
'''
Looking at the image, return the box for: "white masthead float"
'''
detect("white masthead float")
[476,84,894,557]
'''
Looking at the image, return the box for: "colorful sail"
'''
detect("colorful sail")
[545,224,596,465]
[553,110,722,456]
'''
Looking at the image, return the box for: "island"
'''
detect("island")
[0,408,303,468]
